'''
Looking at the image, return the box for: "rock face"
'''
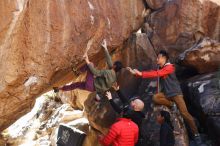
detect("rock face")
[145,0,166,10]
[58,86,92,110]
[181,72,220,145]
[0,0,146,131]
[112,33,157,97]
[1,0,220,145]
[178,38,220,74]
[84,92,118,134]
[145,0,220,58]
[1,32,159,145]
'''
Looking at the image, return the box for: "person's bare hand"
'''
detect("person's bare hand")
[106,91,112,100]
[126,67,132,71]
[133,69,142,76]
[126,67,136,75]
[83,53,87,59]
[83,53,90,64]
[101,39,107,49]
[112,82,120,91]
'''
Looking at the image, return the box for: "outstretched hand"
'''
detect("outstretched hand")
[101,39,107,49]
[133,69,142,76]
[106,91,112,100]
[112,82,120,91]
[83,53,90,64]
[126,67,142,76]
[126,67,136,75]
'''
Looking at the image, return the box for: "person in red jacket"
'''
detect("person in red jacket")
[99,108,139,146]
[127,50,204,145]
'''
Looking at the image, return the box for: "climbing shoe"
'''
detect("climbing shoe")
[194,134,207,146]
[53,87,59,93]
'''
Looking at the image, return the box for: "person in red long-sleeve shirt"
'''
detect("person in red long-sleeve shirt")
[99,108,139,146]
[127,50,203,145]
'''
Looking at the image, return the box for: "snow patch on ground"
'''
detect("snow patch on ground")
[6,91,54,138]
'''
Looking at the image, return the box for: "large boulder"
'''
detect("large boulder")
[181,72,220,145]
[178,38,220,74]
[0,0,146,131]
[84,92,118,134]
[145,0,220,58]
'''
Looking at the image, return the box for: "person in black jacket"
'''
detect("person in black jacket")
[157,110,175,146]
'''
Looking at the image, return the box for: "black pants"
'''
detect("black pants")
[136,137,147,146]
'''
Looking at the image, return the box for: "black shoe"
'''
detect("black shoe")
[194,134,202,144]
[194,134,207,146]
[53,87,59,93]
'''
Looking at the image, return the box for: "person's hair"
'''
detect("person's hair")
[160,110,174,130]
[113,61,123,72]
[158,50,169,61]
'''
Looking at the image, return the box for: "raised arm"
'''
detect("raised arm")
[87,64,105,77]
[102,39,113,68]
[138,65,175,78]
[106,91,123,114]
[128,65,175,78]
[116,90,129,105]
[84,53,105,77]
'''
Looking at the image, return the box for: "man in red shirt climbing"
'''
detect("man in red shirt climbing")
[127,50,203,145]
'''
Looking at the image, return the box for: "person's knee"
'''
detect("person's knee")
[152,95,158,103]
[180,111,192,121]
[180,112,188,119]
